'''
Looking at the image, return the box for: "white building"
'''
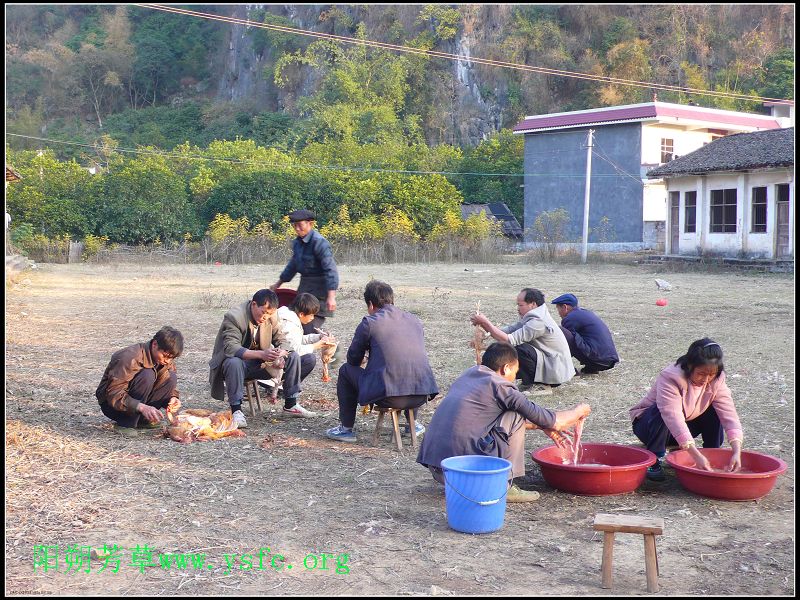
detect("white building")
[647,128,793,259]
[514,101,784,249]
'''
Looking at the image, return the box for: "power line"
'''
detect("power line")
[7,132,637,180]
[591,142,645,187]
[135,3,794,106]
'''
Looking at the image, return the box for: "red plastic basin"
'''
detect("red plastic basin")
[665,448,787,501]
[276,288,298,308]
[531,443,657,496]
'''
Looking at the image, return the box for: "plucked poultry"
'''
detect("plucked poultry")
[164,408,246,444]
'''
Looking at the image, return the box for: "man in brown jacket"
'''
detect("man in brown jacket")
[96,326,184,436]
[209,289,315,429]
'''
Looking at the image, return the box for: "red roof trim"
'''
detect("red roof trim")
[513,105,656,132]
[513,103,781,133]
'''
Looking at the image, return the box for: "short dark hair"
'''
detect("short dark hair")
[152,326,184,357]
[292,292,320,315]
[675,338,725,378]
[481,342,518,372]
[521,288,545,306]
[364,280,394,309]
[252,289,279,309]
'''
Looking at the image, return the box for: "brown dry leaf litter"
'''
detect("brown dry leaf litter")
[5,262,794,596]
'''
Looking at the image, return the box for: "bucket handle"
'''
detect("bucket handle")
[442,471,513,506]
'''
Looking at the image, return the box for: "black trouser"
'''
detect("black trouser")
[299,353,317,382]
[223,352,302,412]
[515,343,539,385]
[632,403,724,457]
[99,368,177,428]
[336,362,427,428]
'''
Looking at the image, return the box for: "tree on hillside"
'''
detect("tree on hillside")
[94,153,195,244]
[759,48,794,100]
[274,24,416,147]
[453,129,524,220]
[5,148,95,238]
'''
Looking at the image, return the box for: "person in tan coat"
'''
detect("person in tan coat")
[209,289,313,428]
[96,326,184,436]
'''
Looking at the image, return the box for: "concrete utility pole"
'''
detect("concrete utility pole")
[581,129,594,264]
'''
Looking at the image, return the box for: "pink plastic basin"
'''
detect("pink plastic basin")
[665,448,787,501]
[531,443,657,496]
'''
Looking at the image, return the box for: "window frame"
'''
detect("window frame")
[751,186,767,233]
[660,138,674,163]
[684,191,697,233]
[709,188,737,233]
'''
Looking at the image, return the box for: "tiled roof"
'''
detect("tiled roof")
[461,203,523,238]
[6,165,22,182]
[647,127,794,177]
[513,102,781,133]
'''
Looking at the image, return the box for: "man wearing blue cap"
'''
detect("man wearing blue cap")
[551,293,619,375]
[270,209,339,335]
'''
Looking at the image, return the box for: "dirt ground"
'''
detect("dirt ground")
[5,260,795,596]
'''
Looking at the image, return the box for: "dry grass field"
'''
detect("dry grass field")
[5,260,795,596]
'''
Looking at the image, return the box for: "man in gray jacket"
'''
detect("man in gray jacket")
[418,342,590,502]
[209,289,313,428]
[471,288,573,394]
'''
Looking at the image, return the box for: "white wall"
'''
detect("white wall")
[664,169,794,258]
[641,125,718,165]
[665,176,701,255]
[641,124,720,229]
[745,170,794,257]
[643,181,667,220]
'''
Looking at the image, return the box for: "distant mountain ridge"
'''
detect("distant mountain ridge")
[6,4,794,148]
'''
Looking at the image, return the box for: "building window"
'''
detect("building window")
[710,189,737,233]
[751,187,767,233]
[660,138,674,163]
[685,191,697,233]
[777,183,790,203]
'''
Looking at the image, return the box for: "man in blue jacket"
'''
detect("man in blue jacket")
[551,293,619,375]
[270,209,339,335]
[325,280,439,443]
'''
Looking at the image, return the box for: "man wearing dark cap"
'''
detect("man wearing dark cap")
[551,293,619,375]
[270,209,339,335]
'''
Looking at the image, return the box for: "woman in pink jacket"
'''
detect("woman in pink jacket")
[630,338,743,481]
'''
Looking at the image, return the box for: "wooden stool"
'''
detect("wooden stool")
[593,513,664,593]
[373,408,417,451]
[243,379,263,417]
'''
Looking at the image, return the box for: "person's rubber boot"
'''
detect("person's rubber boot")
[507,484,540,503]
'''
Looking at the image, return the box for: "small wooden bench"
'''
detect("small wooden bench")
[373,407,417,451]
[243,379,263,417]
[593,513,665,593]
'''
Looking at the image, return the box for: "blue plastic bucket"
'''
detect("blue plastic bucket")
[441,455,513,534]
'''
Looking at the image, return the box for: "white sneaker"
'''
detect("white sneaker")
[282,403,317,418]
[232,409,248,429]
